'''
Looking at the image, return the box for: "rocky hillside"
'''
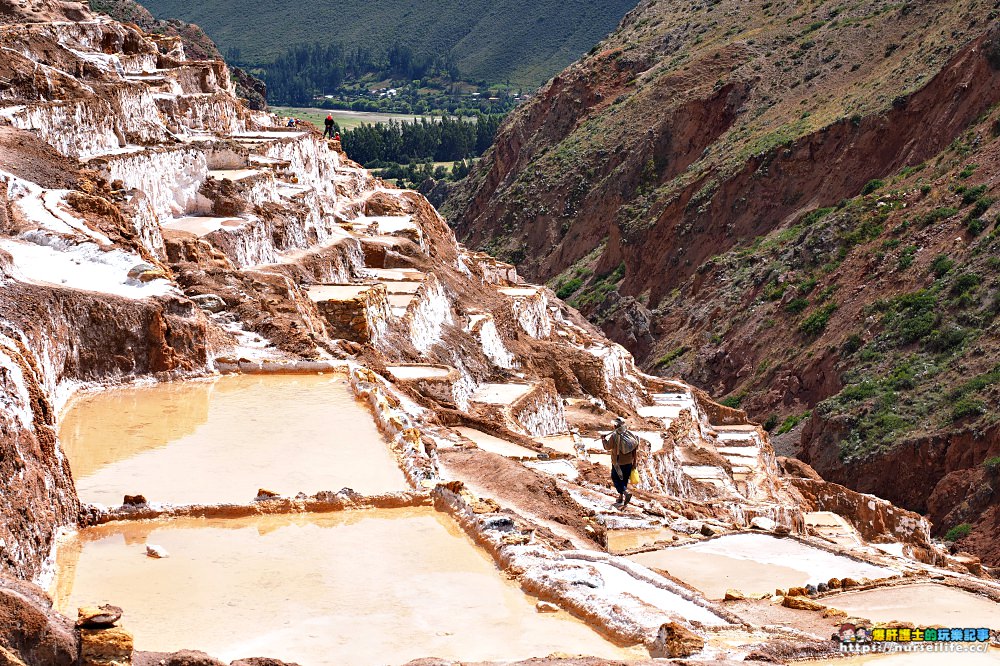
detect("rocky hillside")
[446,0,1000,561]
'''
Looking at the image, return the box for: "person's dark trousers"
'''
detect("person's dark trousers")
[323,126,334,138]
[612,464,633,494]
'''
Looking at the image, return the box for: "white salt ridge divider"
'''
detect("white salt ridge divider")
[564,553,728,627]
[0,333,34,432]
[668,533,898,585]
[404,275,452,353]
[98,147,209,218]
[499,286,552,338]
[466,312,516,369]
[0,238,174,299]
[585,343,649,410]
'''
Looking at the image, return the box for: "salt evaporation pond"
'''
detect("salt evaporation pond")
[52,508,636,665]
[629,533,897,599]
[832,583,1000,628]
[59,374,406,506]
[385,364,451,380]
[456,426,539,457]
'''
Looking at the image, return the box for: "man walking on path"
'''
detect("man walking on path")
[323,114,335,139]
[602,416,638,508]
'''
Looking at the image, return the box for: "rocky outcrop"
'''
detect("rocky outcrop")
[0,576,77,666]
[791,478,932,553]
[0,282,206,578]
[0,0,89,24]
[647,621,704,659]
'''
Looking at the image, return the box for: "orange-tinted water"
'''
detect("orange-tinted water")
[59,374,407,506]
[53,508,637,665]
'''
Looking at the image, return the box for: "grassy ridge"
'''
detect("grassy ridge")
[138,0,635,86]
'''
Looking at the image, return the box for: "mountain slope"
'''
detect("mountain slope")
[445,0,1000,561]
[135,0,636,86]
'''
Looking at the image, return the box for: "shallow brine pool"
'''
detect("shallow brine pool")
[59,374,407,506]
[52,508,635,664]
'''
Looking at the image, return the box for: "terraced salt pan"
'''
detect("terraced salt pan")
[832,583,1000,628]
[637,404,687,421]
[0,238,174,299]
[387,293,416,309]
[362,266,426,282]
[52,509,633,665]
[386,365,452,380]
[470,383,532,404]
[456,427,538,458]
[162,216,245,236]
[498,287,540,297]
[806,511,862,548]
[306,284,371,301]
[230,131,308,140]
[629,533,897,599]
[59,374,406,506]
[534,434,579,456]
[575,559,727,626]
[382,280,422,294]
[524,459,579,480]
[207,169,263,181]
[606,527,676,554]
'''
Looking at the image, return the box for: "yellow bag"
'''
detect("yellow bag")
[629,468,640,485]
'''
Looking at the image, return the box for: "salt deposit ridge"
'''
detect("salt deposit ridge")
[0,8,998,666]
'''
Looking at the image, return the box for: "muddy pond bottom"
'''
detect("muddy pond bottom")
[59,374,406,506]
[52,508,635,665]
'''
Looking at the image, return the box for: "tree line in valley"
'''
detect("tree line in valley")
[337,114,503,167]
[233,42,460,107]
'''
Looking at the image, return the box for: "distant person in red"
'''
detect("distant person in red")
[334,131,340,142]
[323,114,335,139]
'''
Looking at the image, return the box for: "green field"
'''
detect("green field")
[272,108,479,131]
[272,108,439,131]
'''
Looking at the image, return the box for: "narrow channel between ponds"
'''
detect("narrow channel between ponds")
[59,374,408,506]
[52,507,638,665]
